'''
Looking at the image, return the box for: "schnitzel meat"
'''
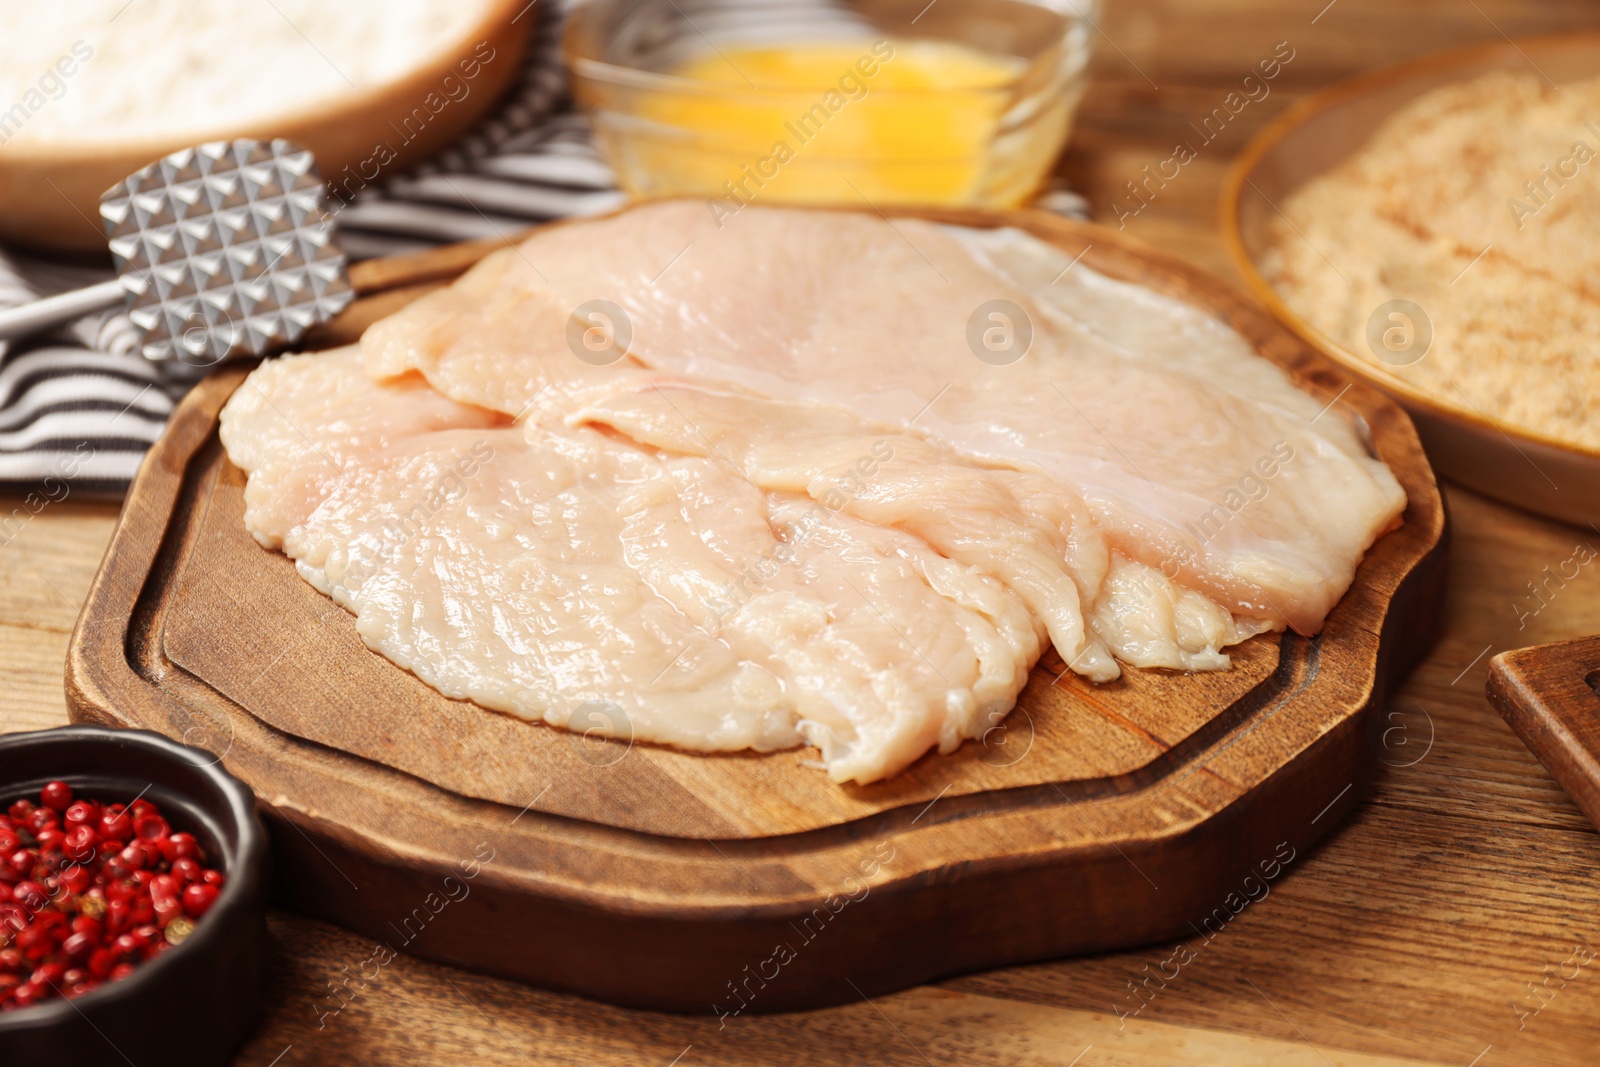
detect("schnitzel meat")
[220,203,1406,784]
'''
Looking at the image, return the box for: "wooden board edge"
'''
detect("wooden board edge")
[65,368,252,736]
[1487,636,1600,830]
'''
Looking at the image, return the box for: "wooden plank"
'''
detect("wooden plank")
[950,798,1600,1065]
[1487,636,1600,832]
[0,500,119,633]
[233,912,1448,1067]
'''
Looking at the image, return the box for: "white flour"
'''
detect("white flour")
[0,0,495,144]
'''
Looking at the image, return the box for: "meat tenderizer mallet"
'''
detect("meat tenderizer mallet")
[0,138,354,364]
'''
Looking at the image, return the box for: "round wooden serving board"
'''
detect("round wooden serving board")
[64,208,1447,1014]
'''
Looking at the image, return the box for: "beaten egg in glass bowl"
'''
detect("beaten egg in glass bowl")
[564,0,1099,211]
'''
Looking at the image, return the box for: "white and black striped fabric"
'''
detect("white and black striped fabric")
[0,4,1087,496]
[0,254,181,494]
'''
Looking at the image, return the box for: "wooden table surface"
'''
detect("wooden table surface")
[6,1,1600,1063]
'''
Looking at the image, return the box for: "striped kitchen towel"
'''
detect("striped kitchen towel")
[0,3,1088,496]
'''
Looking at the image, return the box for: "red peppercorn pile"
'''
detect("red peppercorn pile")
[0,781,226,1011]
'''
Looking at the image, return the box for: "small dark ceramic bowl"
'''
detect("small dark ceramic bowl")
[0,726,268,1066]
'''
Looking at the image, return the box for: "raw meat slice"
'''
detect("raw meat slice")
[929,227,1407,633]
[360,247,652,418]
[222,351,1041,783]
[223,203,1411,784]
[1090,554,1276,672]
[578,379,1272,675]
[576,380,1119,675]
[218,346,504,548]
[360,201,1405,636]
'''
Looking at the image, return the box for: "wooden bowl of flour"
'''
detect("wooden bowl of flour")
[0,0,529,254]
[1223,33,1600,526]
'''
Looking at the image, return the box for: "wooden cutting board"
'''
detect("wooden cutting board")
[64,208,1447,1014]
[1488,636,1600,829]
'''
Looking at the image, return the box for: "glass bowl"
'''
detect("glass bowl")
[565,0,1098,209]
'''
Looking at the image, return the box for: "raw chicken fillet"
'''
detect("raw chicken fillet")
[220,202,1406,784]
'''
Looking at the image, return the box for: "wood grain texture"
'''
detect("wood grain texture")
[5,0,1600,1062]
[230,910,1448,1067]
[62,206,1445,1013]
[1487,637,1600,831]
